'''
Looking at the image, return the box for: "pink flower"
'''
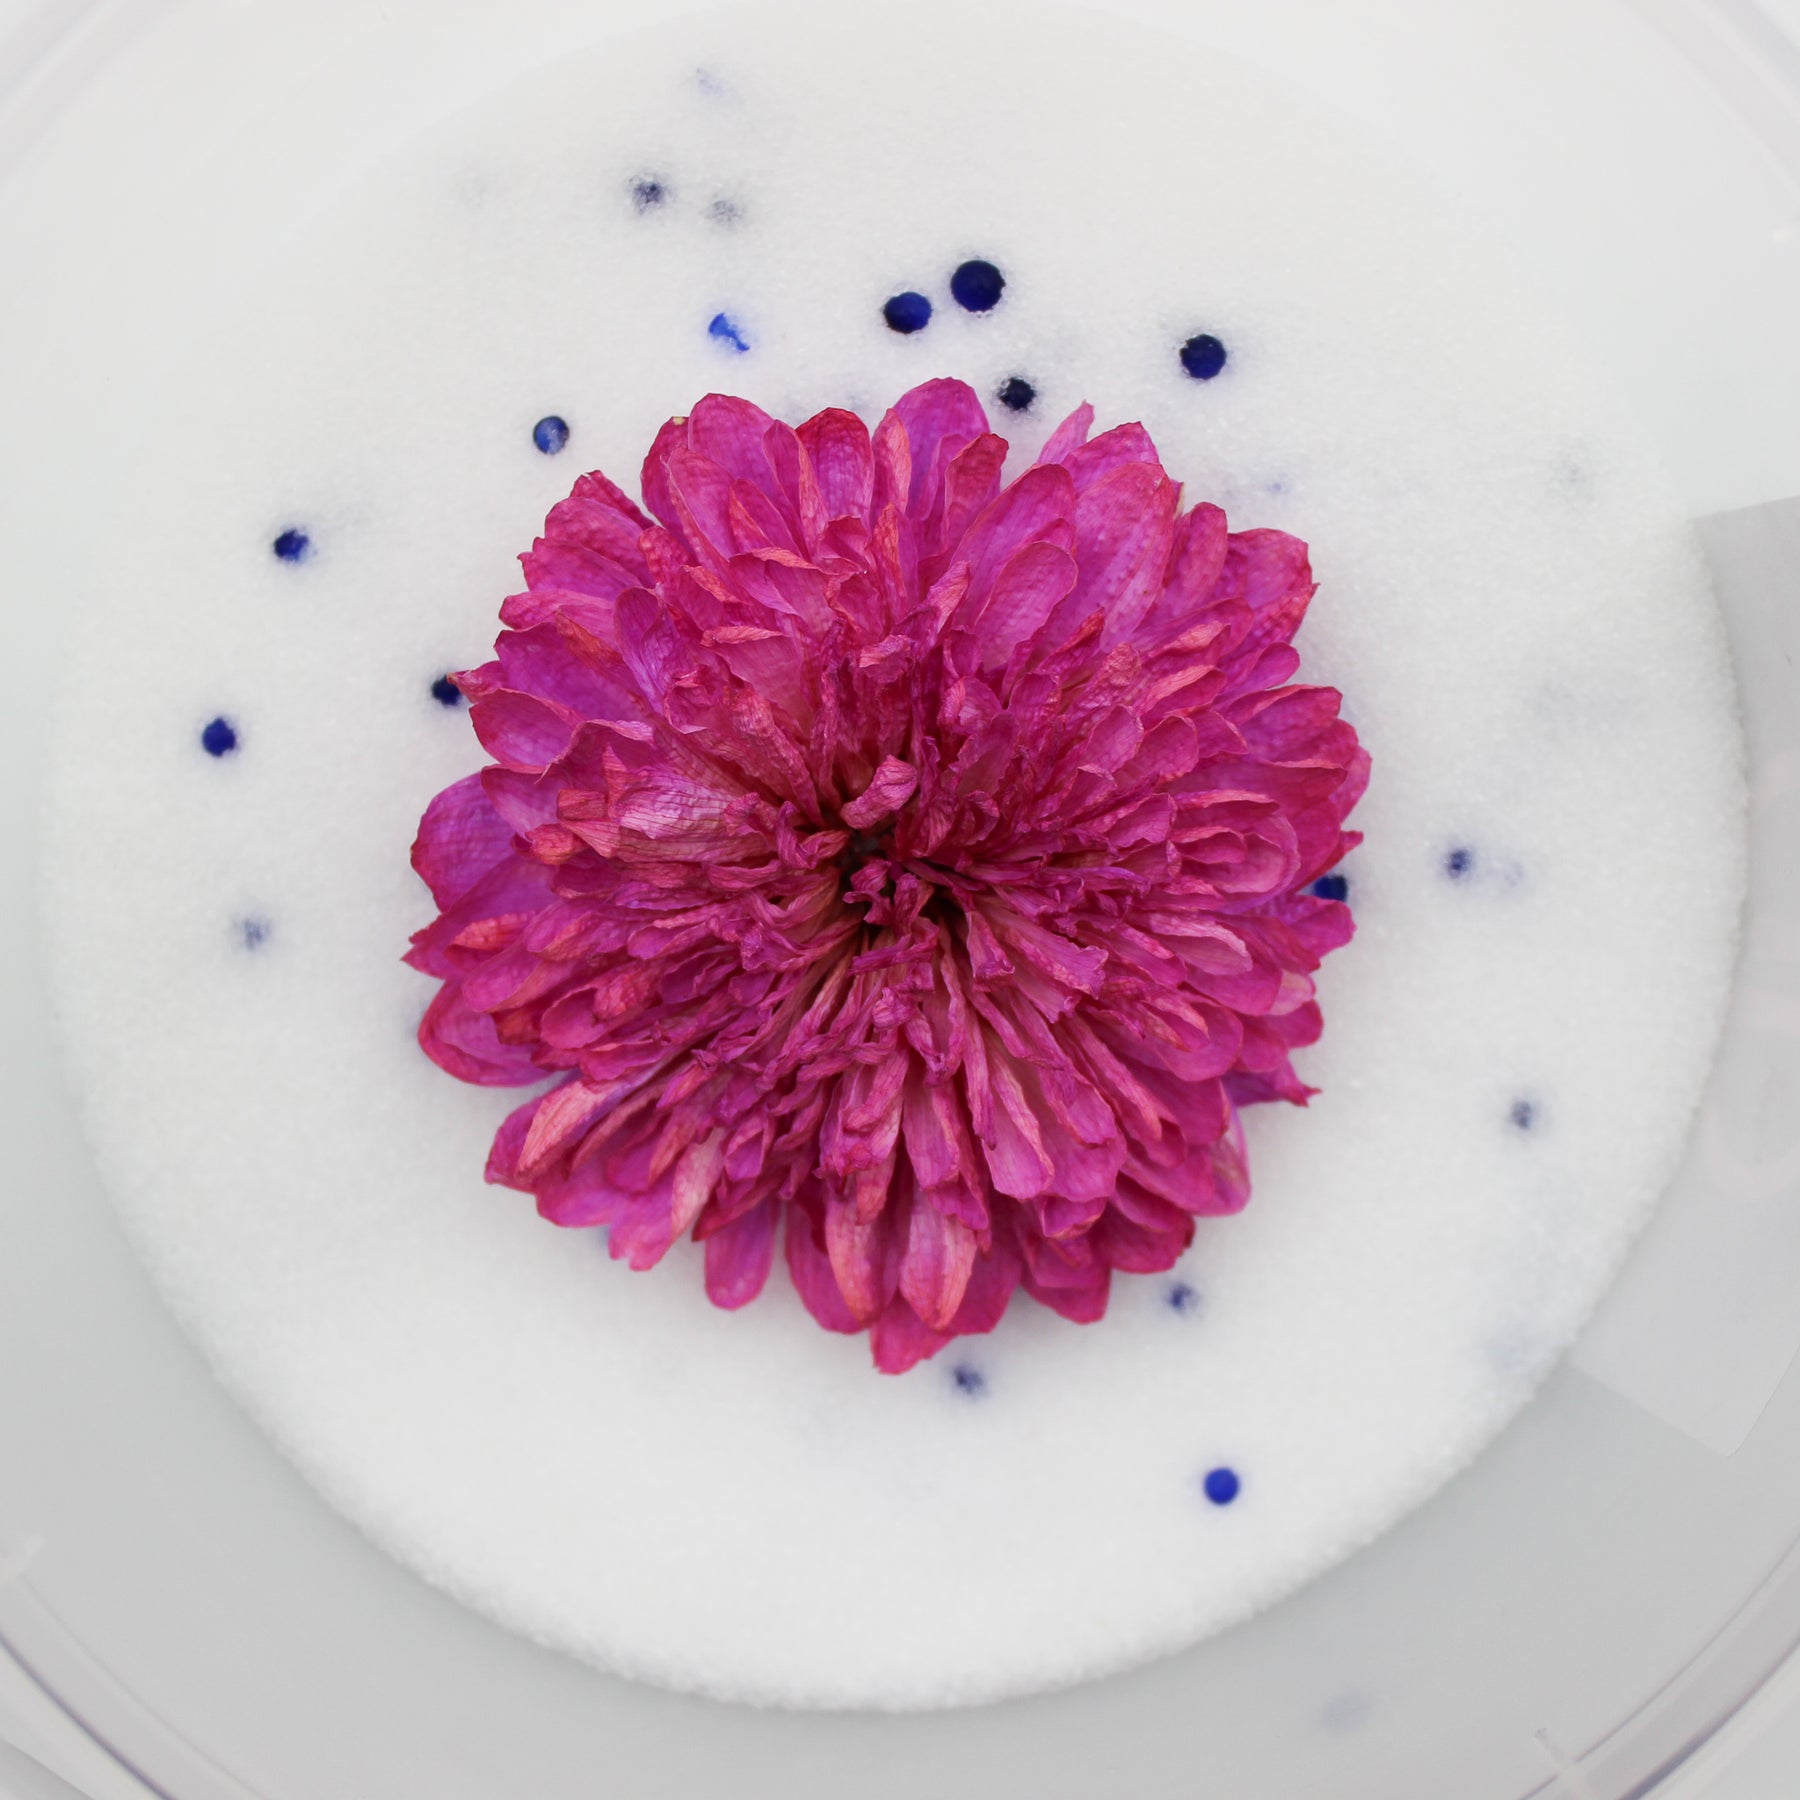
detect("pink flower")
[406,380,1367,1372]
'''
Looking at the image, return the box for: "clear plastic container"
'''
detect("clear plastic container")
[2,2,1798,1795]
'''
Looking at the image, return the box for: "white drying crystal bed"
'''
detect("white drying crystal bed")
[44,1,1742,1709]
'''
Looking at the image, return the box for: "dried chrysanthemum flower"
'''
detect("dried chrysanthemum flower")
[406,379,1367,1371]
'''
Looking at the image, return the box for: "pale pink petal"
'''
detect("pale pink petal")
[898,1195,978,1331]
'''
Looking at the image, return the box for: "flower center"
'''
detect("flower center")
[842,831,887,873]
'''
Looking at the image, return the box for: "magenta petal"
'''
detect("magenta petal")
[520,538,642,603]
[956,462,1077,605]
[638,414,692,533]
[946,1229,1021,1335]
[870,1296,951,1373]
[980,1068,1055,1199]
[1034,401,1094,466]
[841,755,919,830]
[469,690,581,773]
[685,393,781,492]
[890,377,991,514]
[974,540,1078,667]
[785,1209,861,1333]
[412,773,515,908]
[797,407,875,523]
[1061,421,1163,494]
[1069,462,1179,646]
[419,985,544,1087]
[1158,500,1230,619]
[704,1198,778,1309]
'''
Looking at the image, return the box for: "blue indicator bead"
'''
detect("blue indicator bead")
[952,1363,987,1397]
[201,717,238,757]
[532,415,570,455]
[1203,1466,1241,1506]
[883,291,932,334]
[1445,846,1475,880]
[950,259,1005,312]
[708,312,751,353]
[431,675,463,707]
[1179,334,1228,380]
[272,528,311,563]
[1311,873,1350,902]
[997,376,1036,412]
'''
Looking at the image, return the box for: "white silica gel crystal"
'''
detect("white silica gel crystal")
[45,2,1744,1709]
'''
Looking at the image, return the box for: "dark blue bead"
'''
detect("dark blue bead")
[630,177,667,212]
[532,415,569,455]
[708,312,750,353]
[1311,873,1350,902]
[1166,1280,1199,1315]
[1179,334,1228,380]
[952,1363,987,1397]
[201,717,238,757]
[997,376,1036,412]
[1203,1466,1241,1506]
[431,675,463,707]
[883,291,932,334]
[1510,1098,1537,1131]
[1445,846,1475,880]
[272,528,311,563]
[950,259,1005,312]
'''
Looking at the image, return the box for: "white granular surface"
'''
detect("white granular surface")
[45,4,1744,1708]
